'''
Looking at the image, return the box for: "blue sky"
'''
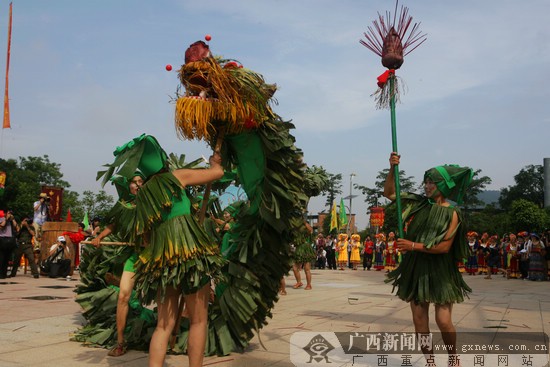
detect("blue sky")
[0,0,549,229]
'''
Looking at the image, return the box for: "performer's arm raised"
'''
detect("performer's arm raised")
[172,152,224,187]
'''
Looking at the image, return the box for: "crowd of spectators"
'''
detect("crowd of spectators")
[310,231,550,281]
[1,193,100,280]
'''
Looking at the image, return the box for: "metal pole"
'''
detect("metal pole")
[389,75,404,238]
[349,173,356,234]
[544,158,550,208]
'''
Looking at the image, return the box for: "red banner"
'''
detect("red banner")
[3,3,12,129]
[370,206,385,228]
[41,186,63,222]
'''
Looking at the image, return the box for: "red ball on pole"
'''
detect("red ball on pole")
[165,64,172,71]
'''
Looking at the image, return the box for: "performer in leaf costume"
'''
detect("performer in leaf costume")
[74,36,307,362]
[72,173,156,352]
[172,37,308,357]
[96,134,226,367]
[383,152,473,361]
[291,222,315,290]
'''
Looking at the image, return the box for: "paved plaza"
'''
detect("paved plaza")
[1,267,549,366]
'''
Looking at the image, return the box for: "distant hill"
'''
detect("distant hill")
[477,190,500,206]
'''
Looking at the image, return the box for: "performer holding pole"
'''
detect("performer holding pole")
[383,152,473,365]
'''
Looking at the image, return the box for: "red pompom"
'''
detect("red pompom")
[205,34,212,41]
[165,64,172,71]
[224,61,239,69]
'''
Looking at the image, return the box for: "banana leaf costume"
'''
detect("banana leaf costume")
[71,204,157,350]
[96,134,226,304]
[174,119,307,356]
[72,245,156,349]
[132,170,226,303]
[72,173,156,349]
[386,165,474,304]
[172,40,308,356]
[292,230,316,265]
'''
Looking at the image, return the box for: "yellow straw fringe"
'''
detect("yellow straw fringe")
[176,58,276,142]
[175,97,260,140]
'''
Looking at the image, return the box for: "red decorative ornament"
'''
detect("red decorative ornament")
[244,116,257,130]
[369,206,385,228]
[376,69,395,88]
[224,61,240,69]
[165,64,172,71]
[205,34,212,41]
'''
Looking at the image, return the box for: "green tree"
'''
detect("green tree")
[62,190,82,221]
[508,199,549,233]
[462,169,492,208]
[356,168,416,208]
[0,155,70,219]
[79,190,115,221]
[304,165,330,199]
[499,165,544,210]
[322,173,343,208]
[0,155,114,223]
[462,169,492,223]
[467,204,510,235]
[19,156,70,188]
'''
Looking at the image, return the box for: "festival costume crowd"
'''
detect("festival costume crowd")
[311,231,550,282]
[313,227,550,277]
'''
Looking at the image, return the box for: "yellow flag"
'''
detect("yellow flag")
[330,201,338,232]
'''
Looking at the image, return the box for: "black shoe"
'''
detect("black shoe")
[33,275,39,279]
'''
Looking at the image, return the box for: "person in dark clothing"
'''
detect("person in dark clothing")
[10,217,40,278]
[517,231,530,279]
[325,235,337,270]
[484,235,500,279]
[47,236,71,278]
[0,210,18,279]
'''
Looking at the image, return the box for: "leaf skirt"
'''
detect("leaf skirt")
[386,251,471,305]
[133,214,225,304]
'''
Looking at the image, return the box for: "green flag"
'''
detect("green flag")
[82,212,90,231]
[339,198,348,227]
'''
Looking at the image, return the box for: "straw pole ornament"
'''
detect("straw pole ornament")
[360,1,426,238]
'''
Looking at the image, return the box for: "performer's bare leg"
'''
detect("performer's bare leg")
[115,270,135,345]
[435,303,459,366]
[304,262,312,290]
[184,284,210,367]
[279,277,287,295]
[149,286,180,367]
[410,302,434,358]
[292,263,302,288]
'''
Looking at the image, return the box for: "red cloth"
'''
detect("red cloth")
[377,69,395,88]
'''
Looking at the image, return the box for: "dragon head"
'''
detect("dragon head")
[175,39,277,144]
